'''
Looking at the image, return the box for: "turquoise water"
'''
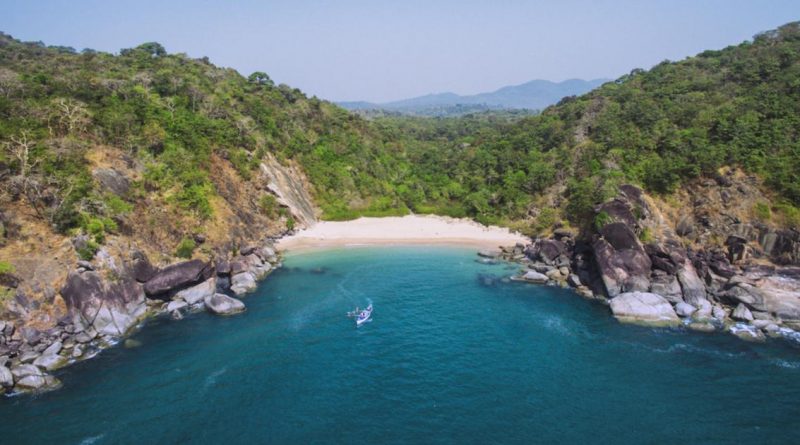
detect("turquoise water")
[2,246,800,444]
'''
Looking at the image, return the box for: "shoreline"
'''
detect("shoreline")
[276,214,529,252]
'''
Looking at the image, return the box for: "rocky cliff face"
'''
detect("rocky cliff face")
[517,182,800,337]
[259,154,319,229]
[0,142,315,393]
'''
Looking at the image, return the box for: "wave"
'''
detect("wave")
[204,366,228,389]
[78,434,105,445]
[771,359,800,370]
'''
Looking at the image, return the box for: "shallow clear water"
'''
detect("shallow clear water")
[2,246,800,444]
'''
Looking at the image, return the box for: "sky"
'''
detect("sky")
[1,0,799,102]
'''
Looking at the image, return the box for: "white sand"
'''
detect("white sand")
[276,215,529,252]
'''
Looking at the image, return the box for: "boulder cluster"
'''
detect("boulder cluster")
[504,185,800,341]
[0,240,280,395]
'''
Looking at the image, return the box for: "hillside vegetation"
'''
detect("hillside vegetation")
[1,21,799,250]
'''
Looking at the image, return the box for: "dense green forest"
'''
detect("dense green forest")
[1,22,799,240]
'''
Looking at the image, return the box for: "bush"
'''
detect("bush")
[639,227,654,243]
[775,202,800,228]
[532,207,558,234]
[259,194,278,217]
[594,211,613,231]
[77,240,99,261]
[0,261,15,274]
[175,237,196,258]
[753,202,771,221]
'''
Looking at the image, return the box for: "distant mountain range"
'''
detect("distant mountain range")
[338,78,609,116]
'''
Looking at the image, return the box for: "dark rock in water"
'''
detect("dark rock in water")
[131,251,157,283]
[477,249,501,259]
[143,259,214,297]
[476,273,501,287]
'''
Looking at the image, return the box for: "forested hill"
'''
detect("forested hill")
[0,21,799,246]
[367,21,800,230]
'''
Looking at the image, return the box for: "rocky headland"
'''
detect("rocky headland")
[0,239,281,395]
[501,180,800,343]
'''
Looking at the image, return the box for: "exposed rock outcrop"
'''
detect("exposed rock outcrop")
[510,183,800,342]
[143,259,214,298]
[609,292,680,326]
[204,293,245,316]
[60,271,147,337]
[259,154,319,229]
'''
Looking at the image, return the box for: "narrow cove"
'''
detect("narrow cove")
[2,246,799,444]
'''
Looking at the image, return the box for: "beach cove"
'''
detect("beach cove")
[1,246,799,443]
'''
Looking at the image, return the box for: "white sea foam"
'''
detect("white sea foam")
[771,359,800,369]
[779,327,800,343]
[204,367,228,388]
[79,434,105,444]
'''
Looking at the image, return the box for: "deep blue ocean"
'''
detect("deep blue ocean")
[2,246,800,444]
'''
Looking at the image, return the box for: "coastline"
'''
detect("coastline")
[276,214,529,252]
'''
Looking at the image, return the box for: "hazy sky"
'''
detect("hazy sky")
[2,1,798,102]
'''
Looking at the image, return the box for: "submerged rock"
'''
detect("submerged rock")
[609,292,680,326]
[478,249,501,259]
[204,293,246,316]
[123,339,142,349]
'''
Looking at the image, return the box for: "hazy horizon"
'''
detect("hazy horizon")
[2,0,798,102]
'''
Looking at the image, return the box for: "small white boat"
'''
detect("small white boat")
[356,304,373,327]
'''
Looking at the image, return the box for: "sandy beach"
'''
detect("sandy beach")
[276,215,529,251]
